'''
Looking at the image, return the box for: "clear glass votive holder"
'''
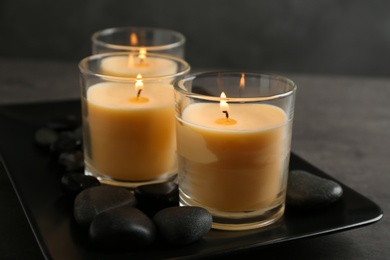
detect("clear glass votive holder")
[174,71,297,230]
[79,52,190,188]
[92,26,186,59]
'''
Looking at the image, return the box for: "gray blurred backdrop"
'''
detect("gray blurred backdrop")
[1,0,389,77]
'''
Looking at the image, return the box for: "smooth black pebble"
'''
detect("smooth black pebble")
[73,126,83,142]
[58,150,84,172]
[34,127,58,147]
[89,206,156,250]
[51,131,81,153]
[153,206,212,246]
[287,170,343,210]
[74,185,137,227]
[61,173,100,198]
[134,181,179,216]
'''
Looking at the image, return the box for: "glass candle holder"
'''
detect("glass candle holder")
[92,27,186,58]
[174,71,297,230]
[79,52,190,188]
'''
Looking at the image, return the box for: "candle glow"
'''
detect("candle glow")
[129,32,147,64]
[130,32,138,45]
[129,74,149,103]
[240,73,245,89]
[135,74,143,95]
[139,48,147,61]
[220,92,229,117]
[215,92,237,125]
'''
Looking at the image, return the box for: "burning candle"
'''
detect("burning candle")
[100,51,178,77]
[174,72,296,230]
[79,52,190,187]
[177,94,288,211]
[92,27,186,58]
[86,80,176,181]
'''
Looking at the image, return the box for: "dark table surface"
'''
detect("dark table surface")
[0,59,388,259]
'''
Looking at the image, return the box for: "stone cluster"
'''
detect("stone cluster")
[34,115,345,250]
[67,181,212,250]
[35,116,212,250]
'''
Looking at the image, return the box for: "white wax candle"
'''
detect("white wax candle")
[177,103,290,211]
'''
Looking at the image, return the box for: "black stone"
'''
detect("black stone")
[89,206,156,250]
[153,206,212,246]
[61,173,100,198]
[286,170,343,210]
[74,185,137,227]
[134,181,179,217]
[34,127,58,147]
[51,131,82,153]
[73,126,83,143]
[58,150,84,172]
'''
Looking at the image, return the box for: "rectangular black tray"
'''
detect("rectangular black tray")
[0,100,383,259]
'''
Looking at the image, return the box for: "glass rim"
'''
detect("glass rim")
[174,71,297,102]
[91,26,186,51]
[79,52,191,81]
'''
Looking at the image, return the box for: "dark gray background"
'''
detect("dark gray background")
[1,0,390,77]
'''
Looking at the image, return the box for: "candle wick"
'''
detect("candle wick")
[137,89,142,98]
[223,110,229,119]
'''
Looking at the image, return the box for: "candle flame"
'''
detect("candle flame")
[130,33,147,62]
[139,48,147,61]
[128,74,149,103]
[240,73,245,89]
[135,74,143,96]
[130,32,138,45]
[220,92,229,118]
[215,92,237,125]
[128,49,148,67]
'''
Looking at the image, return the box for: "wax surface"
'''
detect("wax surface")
[100,56,177,77]
[177,103,290,211]
[85,82,176,181]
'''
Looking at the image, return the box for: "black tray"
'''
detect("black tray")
[0,100,383,260]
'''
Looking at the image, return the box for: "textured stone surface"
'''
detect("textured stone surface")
[61,173,100,198]
[89,206,156,250]
[74,185,136,227]
[134,181,179,217]
[287,170,343,210]
[153,206,212,245]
